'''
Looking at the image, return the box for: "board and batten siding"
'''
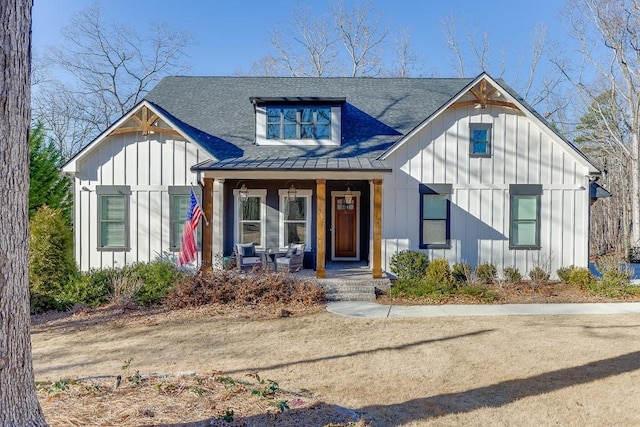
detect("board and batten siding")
[72,132,205,271]
[382,104,591,277]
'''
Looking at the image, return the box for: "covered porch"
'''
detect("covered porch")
[194,162,389,279]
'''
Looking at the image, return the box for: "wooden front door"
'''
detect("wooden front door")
[334,196,357,258]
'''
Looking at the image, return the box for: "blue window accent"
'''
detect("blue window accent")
[266,106,331,140]
[470,123,492,157]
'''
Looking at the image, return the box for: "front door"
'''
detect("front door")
[334,196,357,259]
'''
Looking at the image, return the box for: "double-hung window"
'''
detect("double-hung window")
[96,185,130,251]
[233,188,266,247]
[279,189,312,249]
[509,184,542,249]
[169,186,202,251]
[419,184,452,249]
[470,123,492,157]
[267,106,331,140]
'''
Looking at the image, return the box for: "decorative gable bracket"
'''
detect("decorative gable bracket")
[451,79,518,111]
[108,105,181,137]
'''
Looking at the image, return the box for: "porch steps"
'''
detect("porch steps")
[319,278,391,302]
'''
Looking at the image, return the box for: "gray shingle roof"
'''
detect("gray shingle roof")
[144,76,474,170]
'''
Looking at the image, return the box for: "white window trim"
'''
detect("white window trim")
[233,188,267,249]
[255,106,341,146]
[278,189,313,251]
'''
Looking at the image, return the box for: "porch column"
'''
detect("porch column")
[372,179,383,278]
[201,177,214,270]
[212,178,225,263]
[316,179,326,278]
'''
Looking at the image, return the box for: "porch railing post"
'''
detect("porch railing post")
[316,179,326,278]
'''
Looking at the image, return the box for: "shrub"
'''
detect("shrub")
[452,262,471,283]
[424,258,452,285]
[166,270,325,309]
[528,266,550,284]
[556,266,574,283]
[459,285,498,301]
[475,262,497,284]
[566,267,596,290]
[388,278,455,300]
[502,266,522,284]
[123,261,185,306]
[65,268,118,307]
[389,250,429,280]
[594,256,635,297]
[29,206,77,313]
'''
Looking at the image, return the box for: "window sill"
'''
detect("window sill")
[97,247,130,252]
[470,153,492,158]
[509,245,541,250]
[419,244,451,250]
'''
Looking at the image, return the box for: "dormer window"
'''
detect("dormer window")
[251,97,343,146]
[267,107,331,140]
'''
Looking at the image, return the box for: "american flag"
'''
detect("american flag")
[178,189,203,266]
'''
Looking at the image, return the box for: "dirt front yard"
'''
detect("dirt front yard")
[31,303,640,426]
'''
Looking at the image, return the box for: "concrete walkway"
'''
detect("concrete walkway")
[326,301,640,318]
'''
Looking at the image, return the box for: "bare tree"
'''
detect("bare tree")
[0,0,48,424]
[269,8,340,77]
[332,0,387,77]
[441,16,559,111]
[255,0,388,77]
[32,3,192,159]
[389,28,423,77]
[442,16,466,78]
[558,0,640,259]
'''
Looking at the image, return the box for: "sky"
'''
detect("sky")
[32,0,571,79]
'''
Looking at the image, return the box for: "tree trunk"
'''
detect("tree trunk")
[632,132,640,259]
[0,0,47,425]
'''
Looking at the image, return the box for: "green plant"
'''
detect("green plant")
[249,373,280,398]
[65,268,117,307]
[459,285,498,301]
[424,258,452,285]
[475,262,497,284]
[220,409,234,423]
[502,266,522,284]
[126,261,185,306]
[48,379,72,394]
[189,386,206,397]
[389,250,429,280]
[29,205,77,314]
[219,376,237,391]
[556,266,574,283]
[271,400,290,413]
[557,266,596,290]
[452,262,471,283]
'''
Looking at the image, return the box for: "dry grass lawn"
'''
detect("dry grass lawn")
[32,304,640,426]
